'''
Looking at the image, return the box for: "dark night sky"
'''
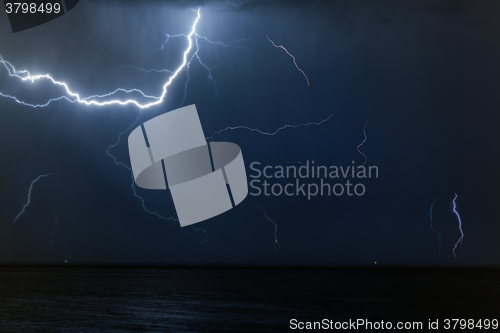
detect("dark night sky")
[0,0,499,266]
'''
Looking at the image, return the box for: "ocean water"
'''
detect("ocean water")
[0,267,499,332]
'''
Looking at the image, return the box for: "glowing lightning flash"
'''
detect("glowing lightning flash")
[266,34,310,86]
[0,9,202,109]
[13,173,52,223]
[452,193,464,258]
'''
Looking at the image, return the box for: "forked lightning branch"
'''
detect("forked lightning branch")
[249,161,379,199]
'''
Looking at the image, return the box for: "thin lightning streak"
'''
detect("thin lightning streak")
[357,122,368,166]
[452,193,464,258]
[429,198,442,258]
[0,9,202,109]
[179,54,194,107]
[151,31,188,53]
[91,65,174,78]
[191,225,208,244]
[13,173,52,224]
[153,31,259,53]
[263,213,280,251]
[263,150,306,166]
[196,34,261,49]
[355,122,368,171]
[179,34,218,107]
[256,203,280,251]
[125,167,177,221]
[266,34,310,86]
[193,37,217,92]
[106,111,141,170]
[262,119,363,179]
[206,109,340,140]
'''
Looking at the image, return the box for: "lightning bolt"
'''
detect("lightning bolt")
[452,193,464,258]
[13,173,52,224]
[1,8,329,250]
[429,198,442,257]
[0,9,202,109]
[266,34,310,86]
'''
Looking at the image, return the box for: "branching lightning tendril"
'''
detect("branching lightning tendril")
[266,34,310,86]
[191,225,209,244]
[106,111,178,222]
[356,122,368,170]
[263,149,306,166]
[262,119,367,180]
[256,203,280,251]
[206,110,340,141]
[91,65,174,78]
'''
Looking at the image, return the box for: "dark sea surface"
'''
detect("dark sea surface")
[0,267,499,332]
